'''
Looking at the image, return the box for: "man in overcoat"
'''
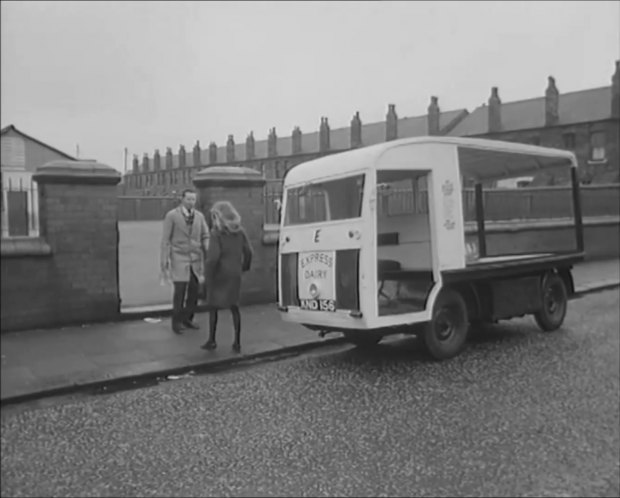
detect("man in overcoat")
[160,189,210,334]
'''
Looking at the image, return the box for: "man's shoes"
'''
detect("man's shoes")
[183,320,200,330]
[172,321,184,335]
[232,342,241,353]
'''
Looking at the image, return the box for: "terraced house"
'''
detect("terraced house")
[122,97,469,197]
[121,60,619,196]
[449,61,620,186]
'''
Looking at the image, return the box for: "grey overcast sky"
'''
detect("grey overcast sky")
[1,1,619,173]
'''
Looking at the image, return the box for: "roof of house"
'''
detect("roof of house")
[155,108,468,170]
[1,124,76,160]
[448,86,613,137]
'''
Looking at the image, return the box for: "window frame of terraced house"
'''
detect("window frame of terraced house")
[589,131,607,162]
[1,172,39,238]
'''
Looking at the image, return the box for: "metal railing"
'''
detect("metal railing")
[116,180,620,224]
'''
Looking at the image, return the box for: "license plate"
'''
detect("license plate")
[300,298,336,312]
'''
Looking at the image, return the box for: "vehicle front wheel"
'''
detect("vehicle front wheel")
[424,289,469,361]
[534,273,568,332]
[343,331,383,348]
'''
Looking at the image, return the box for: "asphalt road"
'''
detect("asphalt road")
[1,290,619,497]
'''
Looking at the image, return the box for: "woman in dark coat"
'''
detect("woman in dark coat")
[201,200,253,352]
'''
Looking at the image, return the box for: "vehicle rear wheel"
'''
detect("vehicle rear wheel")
[424,289,469,360]
[343,331,383,348]
[534,273,568,332]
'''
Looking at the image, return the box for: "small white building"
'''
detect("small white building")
[1,125,76,237]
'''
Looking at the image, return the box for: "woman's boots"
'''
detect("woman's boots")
[200,310,218,350]
[200,307,241,352]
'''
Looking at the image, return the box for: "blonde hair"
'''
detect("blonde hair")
[211,200,242,233]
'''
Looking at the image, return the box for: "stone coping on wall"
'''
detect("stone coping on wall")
[193,166,265,188]
[33,160,122,185]
[0,237,52,257]
[261,215,620,245]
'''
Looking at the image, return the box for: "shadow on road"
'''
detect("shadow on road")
[314,319,546,371]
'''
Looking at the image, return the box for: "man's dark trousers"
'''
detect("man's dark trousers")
[172,268,199,327]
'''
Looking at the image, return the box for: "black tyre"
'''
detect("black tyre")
[534,273,568,332]
[424,289,469,360]
[343,331,383,348]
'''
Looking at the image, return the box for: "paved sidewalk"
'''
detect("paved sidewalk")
[1,258,618,403]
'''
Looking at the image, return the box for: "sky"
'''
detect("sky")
[1,1,619,173]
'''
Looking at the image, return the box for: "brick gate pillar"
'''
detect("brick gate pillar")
[31,160,122,326]
[193,166,276,305]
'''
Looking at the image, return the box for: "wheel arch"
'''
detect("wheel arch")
[556,267,576,297]
[451,282,482,321]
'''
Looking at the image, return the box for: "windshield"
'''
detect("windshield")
[284,174,365,226]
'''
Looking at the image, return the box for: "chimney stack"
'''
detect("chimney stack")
[319,117,330,152]
[226,135,235,163]
[165,147,173,169]
[386,104,398,141]
[545,76,560,126]
[427,96,440,136]
[350,111,362,148]
[292,127,302,155]
[612,60,619,119]
[246,132,255,160]
[209,142,217,164]
[268,128,278,158]
[178,145,186,168]
[193,141,201,167]
[488,87,502,133]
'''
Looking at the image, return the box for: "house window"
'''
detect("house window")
[563,133,576,150]
[590,132,606,161]
[1,174,39,238]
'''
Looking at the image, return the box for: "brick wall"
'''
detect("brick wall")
[1,161,121,332]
